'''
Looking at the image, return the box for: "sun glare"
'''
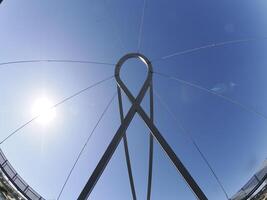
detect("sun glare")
[31,97,56,125]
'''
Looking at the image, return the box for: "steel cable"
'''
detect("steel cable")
[0,76,114,145]
[57,91,117,200]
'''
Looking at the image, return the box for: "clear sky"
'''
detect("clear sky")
[0,0,267,199]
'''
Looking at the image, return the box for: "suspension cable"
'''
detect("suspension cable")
[152,36,267,63]
[154,71,267,121]
[154,89,229,200]
[0,59,115,68]
[103,0,126,52]
[137,0,148,52]
[0,76,114,145]
[57,91,117,200]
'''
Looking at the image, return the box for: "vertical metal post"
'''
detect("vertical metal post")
[117,86,137,200]
[147,80,154,200]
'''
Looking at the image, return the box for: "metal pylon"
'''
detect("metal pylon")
[78,53,208,200]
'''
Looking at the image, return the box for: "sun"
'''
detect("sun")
[31,97,56,125]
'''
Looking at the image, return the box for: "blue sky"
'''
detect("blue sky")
[0,0,267,199]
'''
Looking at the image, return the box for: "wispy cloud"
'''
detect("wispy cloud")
[211,82,237,94]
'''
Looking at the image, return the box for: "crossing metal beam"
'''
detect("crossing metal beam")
[78,53,208,200]
[117,86,137,200]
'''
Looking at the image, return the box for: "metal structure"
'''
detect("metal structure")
[0,53,265,200]
[78,53,208,200]
[1,1,267,199]
[231,160,267,200]
[0,149,44,200]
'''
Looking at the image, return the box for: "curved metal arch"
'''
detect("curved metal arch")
[116,53,154,200]
[115,52,152,76]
